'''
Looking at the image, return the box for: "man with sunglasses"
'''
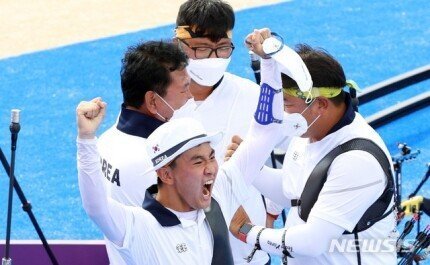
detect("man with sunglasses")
[173,1,275,264]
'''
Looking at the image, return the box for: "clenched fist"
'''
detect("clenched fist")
[76,97,107,139]
[244,28,273,58]
[224,135,243,162]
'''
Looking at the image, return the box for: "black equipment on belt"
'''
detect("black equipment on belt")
[289,138,395,264]
[292,138,394,232]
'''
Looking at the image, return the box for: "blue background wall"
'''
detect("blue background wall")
[0,1,428,259]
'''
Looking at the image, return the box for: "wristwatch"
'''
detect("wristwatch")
[238,223,254,243]
[262,33,283,56]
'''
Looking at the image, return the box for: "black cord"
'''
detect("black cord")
[281,229,293,264]
[245,227,266,263]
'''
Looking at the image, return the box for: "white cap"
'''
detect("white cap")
[144,118,223,174]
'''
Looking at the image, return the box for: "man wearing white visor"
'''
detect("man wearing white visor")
[76,29,299,264]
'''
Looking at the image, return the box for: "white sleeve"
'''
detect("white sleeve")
[275,129,292,151]
[214,163,250,216]
[247,216,344,257]
[226,58,287,186]
[77,137,128,246]
[266,198,286,216]
[216,59,287,218]
[252,166,291,207]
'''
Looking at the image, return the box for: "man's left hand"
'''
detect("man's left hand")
[224,135,243,162]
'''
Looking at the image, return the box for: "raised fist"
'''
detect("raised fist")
[244,28,272,58]
[76,97,107,139]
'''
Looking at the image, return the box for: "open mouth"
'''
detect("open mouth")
[202,179,214,198]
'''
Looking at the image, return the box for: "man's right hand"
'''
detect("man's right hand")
[76,97,107,139]
[244,28,273,59]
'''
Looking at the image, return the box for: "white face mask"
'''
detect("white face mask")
[283,100,321,137]
[156,94,197,122]
[186,57,231,86]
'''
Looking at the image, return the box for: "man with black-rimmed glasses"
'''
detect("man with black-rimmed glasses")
[174,2,279,263]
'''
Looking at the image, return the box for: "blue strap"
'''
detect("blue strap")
[254,83,282,125]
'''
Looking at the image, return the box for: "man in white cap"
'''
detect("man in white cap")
[77,105,282,265]
[76,29,293,264]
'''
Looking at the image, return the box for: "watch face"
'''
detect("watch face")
[263,37,282,55]
[239,223,253,235]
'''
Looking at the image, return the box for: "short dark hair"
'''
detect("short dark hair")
[281,44,346,106]
[176,0,235,42]
[120,41,188,108]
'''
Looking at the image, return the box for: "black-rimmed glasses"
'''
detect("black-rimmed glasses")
[179,39,235,59]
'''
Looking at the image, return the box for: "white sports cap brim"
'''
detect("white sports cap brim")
[144,118,223,174]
